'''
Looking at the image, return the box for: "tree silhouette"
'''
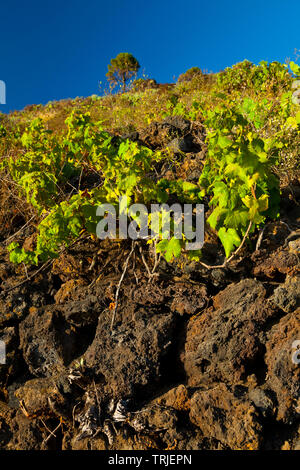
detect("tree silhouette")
[106,53,140,92]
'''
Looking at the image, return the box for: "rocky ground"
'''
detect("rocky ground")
[0,116,299,450]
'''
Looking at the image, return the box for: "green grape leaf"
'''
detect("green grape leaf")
[218,135,232,149]
[218,227,241,258]
[224,210,249,229]
[156,237,182,262]
[207,206,227,230]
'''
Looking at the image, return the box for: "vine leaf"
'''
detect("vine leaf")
[156,237,182,262]
[218,227,241,258]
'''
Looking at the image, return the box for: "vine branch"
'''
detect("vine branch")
[199,220,253,270]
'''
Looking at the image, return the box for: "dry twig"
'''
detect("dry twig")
[41,419,62,445]
[111,241,135,331]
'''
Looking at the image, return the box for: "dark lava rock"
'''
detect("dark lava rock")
[252,248,299,280]
[132,280,208,316]
[0,290,28,327]
[270,275,300,313]
[182,279,281,387]
[120,131,140,143]
[169,281,208,316]
[167,135,195,153]
[19,305,88,377]
[14,372,76,423]
[0,401,45,450]
[138,115,200,152]
[85,307,177,397]
[248,387,275,417]
[190,383,262,449]
[265,309,300,423]
[163,115,191,133]
[0,326,20,387]
[15,377,58,418]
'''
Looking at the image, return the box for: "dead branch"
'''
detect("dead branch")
[110,241,135,331]
[2,215,36,245]
[41,419,62,445]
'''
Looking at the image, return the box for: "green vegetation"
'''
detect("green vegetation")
[0,59,299,267]
[217,60,290,93]
[199,102,281,257]
[178,67,203,83]
[106,53,140,92]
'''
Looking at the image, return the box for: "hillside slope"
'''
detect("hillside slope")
[0,61,299,450]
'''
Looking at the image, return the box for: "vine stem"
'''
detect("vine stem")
[110,241,135,332]
[2,214,36,245]
[1,258,54,295]
[199,220,253,270]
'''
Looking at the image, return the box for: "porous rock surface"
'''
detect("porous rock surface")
[0,120,299,451]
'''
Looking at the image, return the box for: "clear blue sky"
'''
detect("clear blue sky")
[0,0,299,112]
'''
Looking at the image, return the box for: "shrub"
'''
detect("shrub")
[178,67,203,83]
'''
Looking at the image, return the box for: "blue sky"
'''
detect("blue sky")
[0,0,299,112]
